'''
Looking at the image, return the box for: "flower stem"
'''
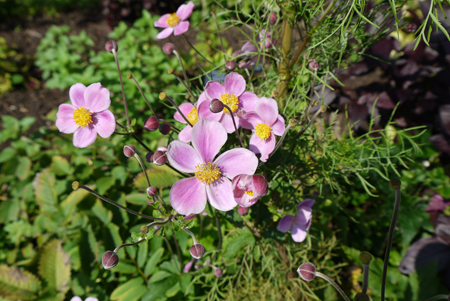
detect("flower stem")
[134,153,151,187]
[172,49,195,99]
[114,237,146,253]
[146,215,171,228]
[213,211,222,260]
[182,34,217,67]
[171,223,183,273]
[182,227,197,245]
[171,71,196,102]
[222,104,243,147]
[361,263,370,295]
[129,74,157,116]
[211,10,227,63]
[160,93,193,127]
[112,48,130,129]
[315,271,351,301]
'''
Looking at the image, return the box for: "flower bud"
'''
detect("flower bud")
[153,150,168,166]
[269,12,277,24]
[309,59,320,71]
[147,186,157,197]
[140,225,149,234]
[225,61,236,71]
[194,264,201,270]
[190,243,205,259]
[214,268,223,277]
[210,99,224,113]
[297,262,316,281]
[105,40,118,53]
[232,174,269,208]
[123,145,137,157]
[102,251,119,270]
[238,206,249,216]
[144,116,159,131]
[162,43,175,55]
[145,151,154,163]
[159,123,171,135]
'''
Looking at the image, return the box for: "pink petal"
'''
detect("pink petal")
[170,177,207,215]
[239,92,258,112]
[176,1,194,20]
[219,113,238,133]
[84,83,111,113]
[291,223,308,242]
[295,207,312,225]
[85,298,99,301]
[191,119,227,163]
[174,21,189,36]
[249,132,276,162]
[298,199,315,210]
[224,72,246,97]
[156,27,174,39]
[214,148,258,179]
[69,83,86,107]
[272,114,286,136]
[167,140,202,173]
[174,102,195,124]
[154,14,171,28]
[70,297,82,301]
[197,91,208,107]
[93,110,115,138]
[56,104,78,134]
[277,215,294,233]
[239,112,263,130]
[206,178,237,212]
[205,81,226,100]
[198,100,221,121]
[73,125,97,148]
[256,97,278,125]
[178,126,192,143]
[235,192,259,208]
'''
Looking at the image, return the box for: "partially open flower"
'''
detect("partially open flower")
[102,251,119,270]
[297,262,316,281]
[123,145,137,157]
[190,243,205,259]
[154,2,194,39]
[232,174,268,208]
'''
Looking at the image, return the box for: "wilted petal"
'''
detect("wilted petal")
[69,83,86,107]
[277,215,294,233]
[170,177,207,215]
[84,83,111,113]
[239,92,258,112]
[73,125,97,148]
[272,115,285,136]
[191,119,227,162]
[174,21,190,35]
[156,27,174,39]
[56,104,78,134]
[176,1,194,20]
[291,223,308,242]
[295,207,312,225]
[205,81,226,100]
[240,112,263,130]
[178,126,192,143]
[224,72,246,97]
[175,103,195,123]
[249,132,276,162]
[298,199,315,210]
[214,148,258,179]
[206,178,237,211]
[167,140,201,173]
[154,14,170,28]
[256,97,278,125]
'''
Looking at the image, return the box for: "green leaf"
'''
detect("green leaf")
[110,278,147,301]
[38,240,71,293]
[125,193,148,205]
[0,200,19,223]
[165,282,180,297]
[33,170,58,214]
[51,156,73,176]
[19,117,36,131]
[148,270,171,283]
[113,261,137,274]
[91,199,112,224]
[111,166,127,185]
[2,116,19,134]
[144,248,164,275]
[15,157,31,180]
[134,165,180,189]
[96,177,115,195]
[60,188,90,219]
[225,229,255,260]
[0,148,15,163]
[142,276,178,300]
[0,265,41,300]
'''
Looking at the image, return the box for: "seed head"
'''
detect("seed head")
[140,225,149,234]
[389,179,401,190]
[359,252,373,265]
[72,181,80,190]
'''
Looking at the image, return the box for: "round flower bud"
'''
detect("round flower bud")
[72,181,80,190]
[147,186,157,197]
[238,206,249,216]
[153,150,168,166]
[359,252,373,265]
[102,251,119,270]
[123,145,137,157]
[210,99,224,113]
[309,59,320,71]
[144,116,159,132]
[145,151,154,163]
[190,243,205,259]
[140,225,149,234]
[105,40,118,53]
[214,268,223,277]
[159,123,171,135]
[297,262,316,281]
[269,12,277,24]
[389,179,401,190]
[163,43,175,55]
[225,61,236,71]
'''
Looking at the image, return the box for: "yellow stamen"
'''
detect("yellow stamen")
[73,107,92,127]
[166,13,180,27]
[245,191,254,196]
[187,108,199,125]
[220,93,239,114]
[255,123,271,140]
[195,162,221,185]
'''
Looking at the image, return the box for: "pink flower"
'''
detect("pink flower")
[234,42,260,69]
[55,83,115,148]
[167,119,258,215]
[154,1,194,39]
[277,199,315,243]
[201,72,259,133]
[259,30,274,49]
[232,174,268,208]
[240,97,285,162]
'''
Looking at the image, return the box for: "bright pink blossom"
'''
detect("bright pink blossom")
[154,2,194,39]
[277,199,315,243]
[167,119,258,215]
[55,83,115,148]
[232,174,268,208]
[240,97,285,162]
[201,72,259,133]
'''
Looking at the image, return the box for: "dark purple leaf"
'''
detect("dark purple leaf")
[439,105,450,135]
[426,194,448,212]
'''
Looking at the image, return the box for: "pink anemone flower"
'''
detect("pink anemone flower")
[232,174,268,208]
[154,1,194,39]
[277,199,315,243]
[201,72,259,133]
[240,97,285,162]
[167,119,258,215]
[56,83,115,148]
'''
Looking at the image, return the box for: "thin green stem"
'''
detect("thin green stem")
[112,48,130,129]
[129,74,157,116]
[315,272,351,301]
[182,34,217,67]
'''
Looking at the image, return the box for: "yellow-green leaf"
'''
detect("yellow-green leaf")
[33,170,57,214]
[134,165,180,189]
[0,265,41,300]
[38,240,71,293]
[110,278,146,301]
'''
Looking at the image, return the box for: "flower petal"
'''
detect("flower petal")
[239,112,263,130]
[176,1,194,20]
[191,119,227,162]
[198,100,221,121]
[197,91,208,107]
[156,27,174,39]
[174,21,189,35]
[219,113,238,133]
[70,297,82,301]
[206,178,237,211]
[256,97,278,125]
[170,177,207,215]
[249,132,276,162]
[205,81,226,100]
[277,215,294,233]
[69,83,86,107]
[93,110,115,138]
[224,72,246,96]
[272,114,286,136]
[239,92,258,112]
[85,298,99,301]
[73,125,97,148]
[291,223,308,242]
[167,140,202,173]
[298,199,315,210]
[214,148,258,179]
[84,83,111,113]
[174,102,195,123]
[295,207,312,225]
[235,192,259,208]
[154,14,170,28]
[178,126,192,143]
[56,104,78,134]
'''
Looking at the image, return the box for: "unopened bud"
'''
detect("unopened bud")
[102,251,119,270]
[389,179,401,190]
[145,151,154,163]
[225,61,236,71]
[297,262,316,281]
[159,123,171,135]
[153,150,168,165]
[72,181,80,190]
[146,186,157,197]
[162,42,175,55]
[157,146,168,152]
[140,225,149,234]
[190,243,205,259]
[214,268,223,277]
[144,116,159,131]
[124,145,137,157]
[309,59,320,71]
[269,12,277,24]
[105,40,118,53]
[359,252,373,265]
[238,206,249,216]
[210,99,224,113]
[289,118,298,127]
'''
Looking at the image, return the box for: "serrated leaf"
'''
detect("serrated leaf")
[15,157,31,180]
[33,170,58,214]
[125,193,148,205]
[0,265,41,300]
[134,165,180,189]
[110,278,146,301]
[51,156,73,176]
[60,188,90,219]
[38,240,71,293]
